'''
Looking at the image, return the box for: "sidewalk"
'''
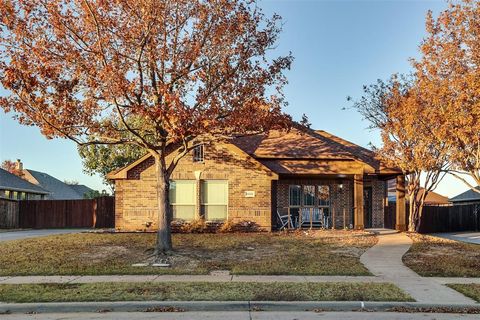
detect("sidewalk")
[2,274,479,285]
[0,275,384,284]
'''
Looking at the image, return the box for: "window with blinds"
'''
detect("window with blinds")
[201,180,228,220]
[170,180,196,220]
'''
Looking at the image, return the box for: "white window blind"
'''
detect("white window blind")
[201,180,228,220]
[170,180,196,220]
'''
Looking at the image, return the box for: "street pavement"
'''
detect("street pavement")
[433,232,480,245]
[3,311,480,319]
[0,229,88,242]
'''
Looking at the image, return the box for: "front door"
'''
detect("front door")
[364,187,373,228]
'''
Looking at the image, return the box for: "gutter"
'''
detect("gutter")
[0,301,479,314]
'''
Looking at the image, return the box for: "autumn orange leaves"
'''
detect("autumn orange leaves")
[352,0,480,231]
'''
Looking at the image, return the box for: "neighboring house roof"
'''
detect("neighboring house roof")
[0,168,49,195]
[108,126,402,180]
[450,187,480,203]
[68,184,94,198]
[387,186,450,205]
[22,169,86,200]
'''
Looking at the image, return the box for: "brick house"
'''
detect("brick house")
[108,126,407,232]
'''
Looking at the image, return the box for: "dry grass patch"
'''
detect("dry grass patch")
[447,284,480,303]
[0,230,376,276]
[403,234,480,277]
[0,282,412,303]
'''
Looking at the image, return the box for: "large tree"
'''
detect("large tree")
[352,76,449,232]
[0,0,292,254]
[413,0,480,192]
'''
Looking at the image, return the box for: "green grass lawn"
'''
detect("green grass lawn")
[0,282,412,303]
[0,230,376,276]
[447,284,480,302]
[403,234,480,277]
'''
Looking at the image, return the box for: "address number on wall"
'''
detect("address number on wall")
[244,191,256,198]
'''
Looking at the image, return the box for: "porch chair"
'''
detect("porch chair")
[276,209,290,230]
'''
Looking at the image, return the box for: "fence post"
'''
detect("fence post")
[93,199,98,228]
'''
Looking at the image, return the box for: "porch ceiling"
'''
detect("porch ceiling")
[259,159,364,175]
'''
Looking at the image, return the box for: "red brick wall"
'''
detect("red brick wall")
[115,142,276,231]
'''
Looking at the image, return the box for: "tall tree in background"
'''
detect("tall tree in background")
[78,143,144,193]
[1,159,21,176]
[413,0,480,192]
[352,76,449,232]
[0,0,292,254]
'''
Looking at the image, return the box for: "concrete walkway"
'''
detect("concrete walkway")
[360,231,476,304]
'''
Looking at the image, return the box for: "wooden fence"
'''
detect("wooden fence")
[386,201,480,233]
[0,197,114,229]
[0,198,19,228]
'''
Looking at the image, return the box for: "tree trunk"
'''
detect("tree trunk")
[408,193,416,232]
[154,155,173,255]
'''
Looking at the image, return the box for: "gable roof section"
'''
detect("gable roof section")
[24,169,85,200]
[450,186,480,203]
[0,168,49,194]
[107,142,279,180]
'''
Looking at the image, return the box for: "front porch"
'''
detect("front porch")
[273,175,406,231]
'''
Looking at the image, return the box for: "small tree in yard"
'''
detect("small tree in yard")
[0,0,293,254]
[352,76,449,232]
[413,0,480,193]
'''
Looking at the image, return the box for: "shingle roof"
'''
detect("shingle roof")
[108,125,402,179]
[233,127,354,160]
[24,169,85,200]
[0,168,49,194]
[232,126,401,174]
[450,187,480,203]
[68,184,94,198]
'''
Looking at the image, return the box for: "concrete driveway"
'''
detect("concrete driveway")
[433,232,480,245]
[0,229,88,242]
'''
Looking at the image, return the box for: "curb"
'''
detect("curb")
[0,301,479,314]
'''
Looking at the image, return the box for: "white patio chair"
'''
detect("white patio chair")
[276,209,290,230]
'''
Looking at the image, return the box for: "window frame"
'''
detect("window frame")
[201,179,229,221]
[288,184,331,209]
[193,144,204,163]
[317,185,331,208]
[169,180,197,221]
[288,185,302,207]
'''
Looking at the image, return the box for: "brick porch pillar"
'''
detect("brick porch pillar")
[395,175,407,231]
[354,174,364,229]
[194,170,203,220]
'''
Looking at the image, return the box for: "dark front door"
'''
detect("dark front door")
[364,187,373,228]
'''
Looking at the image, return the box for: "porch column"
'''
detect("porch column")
[395,175,407,231]
[353,174,364,229]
